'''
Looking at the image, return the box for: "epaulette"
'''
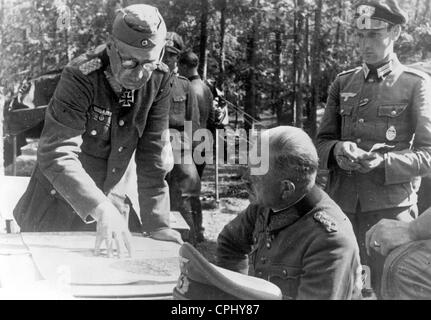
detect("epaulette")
[403,66,430,80]
[156,62,169,73]
[177,74,189,82]
[338,67,361,77]
[313,212,338,233]
[77,58,102,76]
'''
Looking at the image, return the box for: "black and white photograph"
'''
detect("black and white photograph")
[1,0,431,305]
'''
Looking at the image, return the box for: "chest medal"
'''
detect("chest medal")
[119,89,135,108]
[386,126,397,141]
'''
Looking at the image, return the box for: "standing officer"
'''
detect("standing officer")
[317,0,431,296]
[217,126,362,300]
[13,4,183,257]
[163,32,202,244]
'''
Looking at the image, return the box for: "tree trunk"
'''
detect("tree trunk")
[217,0,227,88]
[310,0,323,139]
[199,0,209,80]
[105,0,122,33]
[274,19,285,125]
[244,1,259,133]
[424,0,431,21]
[294,0,305,129]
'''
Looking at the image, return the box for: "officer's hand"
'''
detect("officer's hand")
[365,219,414,256]
[148,228,184,245]
[357,152,384,174]
[91,201,133,258]
[333,141,362,171]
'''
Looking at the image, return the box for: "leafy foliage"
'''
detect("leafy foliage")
[1,0,430,132]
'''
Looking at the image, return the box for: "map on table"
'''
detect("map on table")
[20,232,181,298]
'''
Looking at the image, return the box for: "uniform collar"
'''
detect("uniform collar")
[362,53,401,81]
[266,185,323,232]
[188,75,201,81]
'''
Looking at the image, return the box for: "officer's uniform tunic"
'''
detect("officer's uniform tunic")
[14,47,173,232]
[216,187,361,300]
[317,54,431,292]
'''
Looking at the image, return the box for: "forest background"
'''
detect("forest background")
[1,0,430,139]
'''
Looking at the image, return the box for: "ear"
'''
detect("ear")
[280,180,295,201]
[390,25,402,41]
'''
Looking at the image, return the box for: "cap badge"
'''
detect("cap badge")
[356,5,375,30]
[141,39,148,47]
[386,126,397,141]
[176,274,190,295]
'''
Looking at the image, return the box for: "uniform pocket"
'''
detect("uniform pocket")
[169,95,187,128]
[377,104,410,142]
[267,265,302,300]
[86,105,112,141]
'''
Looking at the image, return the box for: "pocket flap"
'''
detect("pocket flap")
[173,95,186,103]
[340,105,354,116]
[378,104,408,117]
[268,265,302,280]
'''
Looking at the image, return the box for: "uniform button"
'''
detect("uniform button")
[90,130,97,136]
[391,110,397,116]
[50,189,56,196]
[119,120,125,127]
[118,147,124,153]
[112,168,117,173]
[358,118,364,124]
[356,138,361,144]
[283,270,288,276]
[254,237,258,244]
[266,242,271,249]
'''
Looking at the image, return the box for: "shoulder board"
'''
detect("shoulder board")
[403,66,430,80]
[77,58,102,76]
[156,62,169,73]
[338,67,361,77]
[177,75,190,82]
[313,211,338,233]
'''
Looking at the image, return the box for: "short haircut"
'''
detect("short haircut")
[178,50,199,68]
[268,126,319,190]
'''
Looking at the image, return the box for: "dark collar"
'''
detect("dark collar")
[293,185,323,215]
[188,75,201,81]
[362,53,402,81]
[266,186,323,232]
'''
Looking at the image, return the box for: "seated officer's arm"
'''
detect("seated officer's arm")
[385,76,431,185]
[37,66,108,221]
[316,78,342,170]
[216,206,258,274]
[297,229,361,300]
[136,72,173,233]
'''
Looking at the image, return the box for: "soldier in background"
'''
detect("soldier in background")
[317,0,431,296]
[163,32,202,244]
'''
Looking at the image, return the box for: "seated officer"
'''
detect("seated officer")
[216,126,362,300]
[163,32,202,244]
[13,5,182,257]
[174,242,282,300]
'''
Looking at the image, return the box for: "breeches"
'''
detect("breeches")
[345,205,416,297]
[381,240,431,300]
